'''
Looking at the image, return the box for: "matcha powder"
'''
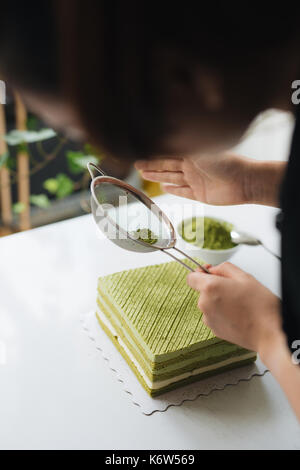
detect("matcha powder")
[181,217,237,250]
[133,228,158,245]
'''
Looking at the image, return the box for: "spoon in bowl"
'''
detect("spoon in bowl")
[230,230,281,260]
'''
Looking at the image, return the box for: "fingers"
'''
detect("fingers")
[187,267,233,294]
[188,263,246,287]
[202,264,212,271]
[187,271,212,292]
[135,159,183,172]
[142,170,186,186]
[209,262,249,279]
[162,185,194,199]
[187,271,223,319]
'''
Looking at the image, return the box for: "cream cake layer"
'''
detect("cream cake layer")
[96,299,253,382]
[96,307,256,396]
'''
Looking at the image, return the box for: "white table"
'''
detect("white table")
[0,192,299,450]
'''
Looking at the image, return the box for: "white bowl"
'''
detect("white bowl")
[176,217,240,266]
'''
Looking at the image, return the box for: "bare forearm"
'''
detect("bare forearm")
[245,160,286,207]
[260,333,300,421]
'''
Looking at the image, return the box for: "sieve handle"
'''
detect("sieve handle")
[162,248,210,274]
[173,247,210,273]
[87,162,107,179]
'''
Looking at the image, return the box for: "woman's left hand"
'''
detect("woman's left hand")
[187,263,282,354]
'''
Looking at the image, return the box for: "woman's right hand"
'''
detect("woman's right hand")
[135,154,285,207]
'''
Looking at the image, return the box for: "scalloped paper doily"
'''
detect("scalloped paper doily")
[81,310,268,416]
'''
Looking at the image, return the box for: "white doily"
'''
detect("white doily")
[81,310,268,416]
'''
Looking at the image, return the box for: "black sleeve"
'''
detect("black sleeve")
[280,106,300,354]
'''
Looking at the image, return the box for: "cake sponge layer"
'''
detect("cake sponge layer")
[96,309,256,397]
[97,298,253,383]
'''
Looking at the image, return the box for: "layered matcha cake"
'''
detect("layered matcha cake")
[96,260,257,397]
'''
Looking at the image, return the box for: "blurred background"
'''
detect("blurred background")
[0,86,295,238]
[0,87,164,237]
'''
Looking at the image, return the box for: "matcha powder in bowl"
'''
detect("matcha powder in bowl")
[201,218,236,250]
[178,216,239,265]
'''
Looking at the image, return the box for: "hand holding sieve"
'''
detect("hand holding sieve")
[88,162,210,273]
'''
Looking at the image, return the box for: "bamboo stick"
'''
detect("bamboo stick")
[0,102,13,230]
[15,92,31,231]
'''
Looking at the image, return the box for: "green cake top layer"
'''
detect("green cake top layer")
[98,260,218,357]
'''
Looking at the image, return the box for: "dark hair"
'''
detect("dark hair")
[0,2,58,92]
[1,2,300,158]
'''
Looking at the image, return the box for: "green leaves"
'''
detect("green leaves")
[55,174,75,199]
[0,151,9,168]
[1,121,106,222]
[26,116,39,131]
[13,202,27,214]
[66,150,99,174]
[43,178,59,195]
[43,148,102,203]
[44,173,74,199]
[13,195,51,214]
[30,194,51,209]
[4,128,56,146]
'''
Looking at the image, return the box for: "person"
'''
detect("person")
[135,149,300,418]
[1,1,300,419]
